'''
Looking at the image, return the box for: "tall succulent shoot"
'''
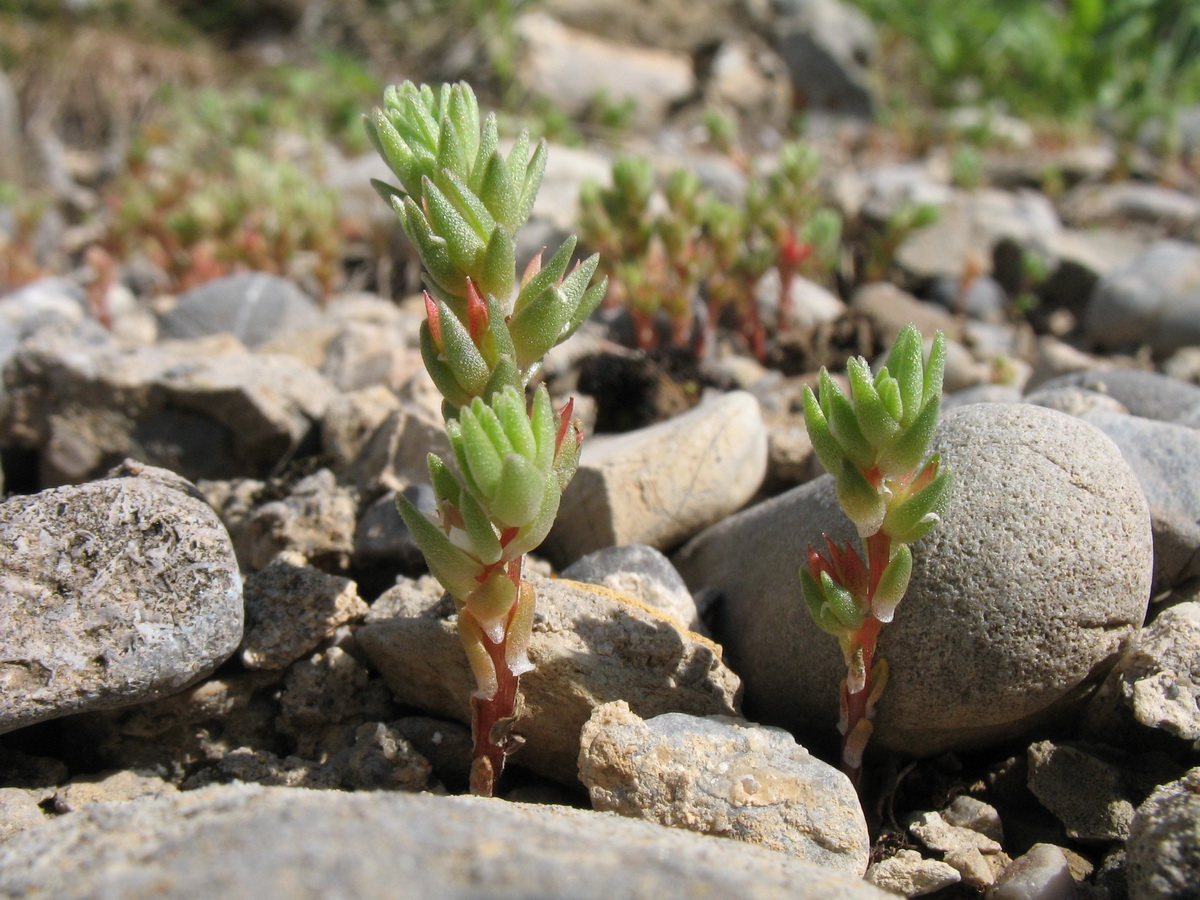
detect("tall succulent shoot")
[365,82,606,796]
[800,323,952,785]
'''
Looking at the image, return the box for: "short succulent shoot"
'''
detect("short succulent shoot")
[800,323,952,785]
[366,81,600,796]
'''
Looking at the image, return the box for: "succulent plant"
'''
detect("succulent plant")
[800,323,952,784]
[366,81,605,795]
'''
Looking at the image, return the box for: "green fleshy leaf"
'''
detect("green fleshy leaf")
[882,466,953,544]
[398,196,463,296]
[836,463,886,537]
[470,113,500,195]
[513,236,576,318]
[565,277,607,338]
[887,324,925,428]
[481,292,517,368]
[455,404,503,499]
[819,571,865,631]
[530,386,556,472]
[419,323,472,408]
[848,356,901,449]
[876,393,941,478]
[923,331,947,408]
[480,355,523,403]
[823,369,875,471]
[458,488,502,565]
[799,567,836,631]
[422,177,486,277]
[474,399,514,463]
[431,296,489,397]
[872,544,912,623]
[509,285,570,370]
[444,82,480,170]
[493,387,537,462]
[504,478,562,558]
[440,168,497,244]
[876,371,904,423]
[369,177,407,208]
[556,253,600,306]
[364,112,418,194]
[394,489,480,599]
[489,452,547,528]
[517,138,548,226]
[803,384,844,477]
[464,572,517,640]
[427,454,461,508]
[479,149,520,234]
[478,227,516,307]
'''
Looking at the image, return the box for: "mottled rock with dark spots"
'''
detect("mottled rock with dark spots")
[0,461,243,734]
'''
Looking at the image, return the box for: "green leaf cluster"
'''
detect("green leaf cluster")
[803,323,952,541]
[366,80,605,388]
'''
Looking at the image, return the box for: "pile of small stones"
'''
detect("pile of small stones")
[2,2,1200,893]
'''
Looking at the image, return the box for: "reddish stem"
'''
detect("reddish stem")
[468,557,526,797]
[839,530,892,787]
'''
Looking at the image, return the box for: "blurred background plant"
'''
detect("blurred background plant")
[851,0,1200,150]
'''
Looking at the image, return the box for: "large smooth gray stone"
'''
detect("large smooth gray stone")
[676,403,1152,756]
[159,273,320,348]
[1085,240,1200,356]
[0,462,243,734]
[0,784,893,900]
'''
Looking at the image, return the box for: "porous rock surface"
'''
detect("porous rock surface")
[0,784,893,900]
[675,402,1153,756]
[578,701,869,874]
[1126,767,1200,900]
[0,461,243,734]
[356,574,741,783]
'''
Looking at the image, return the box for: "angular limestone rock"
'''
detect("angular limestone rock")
[356,575,741,783]
[578,702,869,874]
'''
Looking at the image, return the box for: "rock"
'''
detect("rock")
[703,39,792,129]
[541,0,747,55]
[347,400,451,495]
[514,13,694,130]
[352,486,429,573]
[849,162,954,225]
[578,701,869,874]
[311,295,424,393]
[276,646,397,760]
[542,391,768,567]
[908,808,1008,888]
[0,787,51,841]
[241,469,358,571]
[390,715,474,791]
[1026,741,1177,842]
[1084,240,1200,356]
[926,273,1008,322]
[850,283,963,345]
[239,553,367,671]
[757,271,846,330]
[1042,227,1150,321]
[986,844,1077,900]
[0,278,96,386]
[1024,336,1111,391]
[1060,182,1200,234]
[894,189,1061,283]
[52,770,176,813]
[867,849,962,898]
[365,573,448,622]
[320,385,402,472]
[0,461,243,735]
[356,574,742,784]
[1126,767,1200,900]
[1083,601,1200,750]
[773,0,877,118]
[66,672,284,782]
[1034,369,1200,426]
[943,383,1024,409]
[0,334,334,485]
[0,783,894,899]
[1075,410,1200,592]
[943,796,1005,844]
[158,273,321,348]
[676,403,1152,757]
[1025,386,1129,418]
[561,544,702,632]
